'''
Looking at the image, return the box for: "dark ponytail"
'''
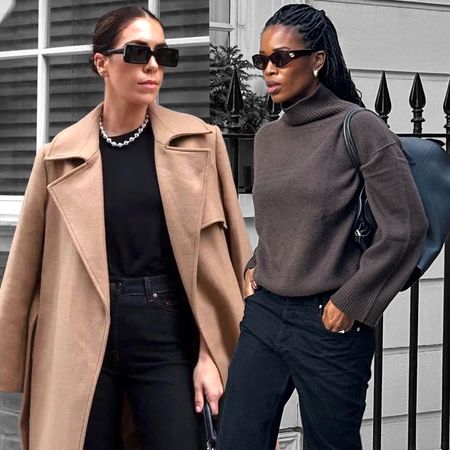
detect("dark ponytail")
[265,4,364,106]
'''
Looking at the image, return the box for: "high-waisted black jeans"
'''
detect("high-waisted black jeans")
[216,286,376,450]
[84,275,203,450]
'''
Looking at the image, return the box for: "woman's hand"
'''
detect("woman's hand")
[322,300,354,333]
[193,353,223,416]
[244,267,258,299]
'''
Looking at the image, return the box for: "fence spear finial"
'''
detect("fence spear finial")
[375,71,391,125]
[409,73,426,134]
[265,94,282,122]
[444,78,450,137]
[225,66,244,132]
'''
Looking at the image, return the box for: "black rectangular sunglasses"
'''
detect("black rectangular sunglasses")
[104,44,179,67]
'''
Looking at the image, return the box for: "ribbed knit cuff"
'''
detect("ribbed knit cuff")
[330,276,384,327]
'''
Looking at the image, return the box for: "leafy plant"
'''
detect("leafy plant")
[210,44,267,133]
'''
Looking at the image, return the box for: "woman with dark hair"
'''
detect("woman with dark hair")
[216,4,427,450]
[0,6,251,450]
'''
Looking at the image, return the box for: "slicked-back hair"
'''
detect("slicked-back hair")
[265,4,364,106]
[90,6,163,75]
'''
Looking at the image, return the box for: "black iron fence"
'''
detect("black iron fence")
[220,68,450,449]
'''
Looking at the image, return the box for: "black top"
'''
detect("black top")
[99,124,179,279]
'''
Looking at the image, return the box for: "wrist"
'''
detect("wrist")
[197,351,214,364]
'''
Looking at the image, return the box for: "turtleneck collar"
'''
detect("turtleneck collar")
[281,84,349,126]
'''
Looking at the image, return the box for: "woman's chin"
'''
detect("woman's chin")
[269,91,289,104]
[270,95,285,104]
[128,93,158,106]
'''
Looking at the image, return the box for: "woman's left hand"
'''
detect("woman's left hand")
[322,300,354,333]
[193,354,224,416]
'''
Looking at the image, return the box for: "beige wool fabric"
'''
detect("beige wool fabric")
[0,103,252,450]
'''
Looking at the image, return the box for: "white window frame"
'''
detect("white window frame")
[210,0,237,46]
[0,0,209,225]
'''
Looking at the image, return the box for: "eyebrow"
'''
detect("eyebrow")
[125,40,168,48]
[259,46,292,54]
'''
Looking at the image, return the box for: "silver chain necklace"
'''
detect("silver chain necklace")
[99,113,149,148]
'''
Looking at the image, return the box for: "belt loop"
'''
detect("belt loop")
[144,277,152,303]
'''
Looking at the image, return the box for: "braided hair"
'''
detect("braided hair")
[265,4,364,106]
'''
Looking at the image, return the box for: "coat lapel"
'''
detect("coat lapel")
[43,102,213,309]
[45,105,109,310]
[154,142,209,300]
[149,103,213,300]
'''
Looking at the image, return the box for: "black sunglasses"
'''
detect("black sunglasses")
[104,44,179,67]
[252,49,314,70]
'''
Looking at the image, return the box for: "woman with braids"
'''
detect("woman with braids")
[216,4,427,450]
[0,6,251,450]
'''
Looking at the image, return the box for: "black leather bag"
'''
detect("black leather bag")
[343,108,450,290]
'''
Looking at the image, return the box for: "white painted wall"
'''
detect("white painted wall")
[236,1,450,448]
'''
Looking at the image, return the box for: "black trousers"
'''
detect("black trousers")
[84,275,203,450]
[216,286,376,450]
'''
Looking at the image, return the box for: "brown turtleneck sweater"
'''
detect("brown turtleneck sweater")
[246,84,428,326]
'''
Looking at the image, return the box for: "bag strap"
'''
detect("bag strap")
[343,108,363,176]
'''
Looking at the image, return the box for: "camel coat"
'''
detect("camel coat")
[0,103,252,449]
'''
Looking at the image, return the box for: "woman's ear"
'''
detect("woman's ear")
[93,53,108,77]
[313,50,326,74]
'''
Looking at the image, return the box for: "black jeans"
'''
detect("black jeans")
[216,287,376,450]
[84,275,203,450]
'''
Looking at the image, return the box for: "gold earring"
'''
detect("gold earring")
[313,69,319,78]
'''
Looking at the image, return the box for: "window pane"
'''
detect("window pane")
[0,252,7,280]
[160,0,208,39]
[159,45,209,120]
[48,54,104,139]
[209,0,230,48]
[49,0,209,47]
[210,30,229,47]
[0,0,38,51]
[0,58,37,195]
[49,0,146,47]
[0,225,14,280]
[210,0,230,23]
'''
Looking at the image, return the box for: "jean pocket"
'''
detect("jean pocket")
[317,299,361,336]
[154,290,186,312]
[244,292,256,302]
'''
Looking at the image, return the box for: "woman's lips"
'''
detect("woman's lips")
[139,81,159,89]
[267,83,281,95]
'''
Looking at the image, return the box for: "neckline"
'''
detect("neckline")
[281,84,348,126]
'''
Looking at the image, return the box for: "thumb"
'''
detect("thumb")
[194,383,204,413]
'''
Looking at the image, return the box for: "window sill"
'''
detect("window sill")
[0,196,23,226]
